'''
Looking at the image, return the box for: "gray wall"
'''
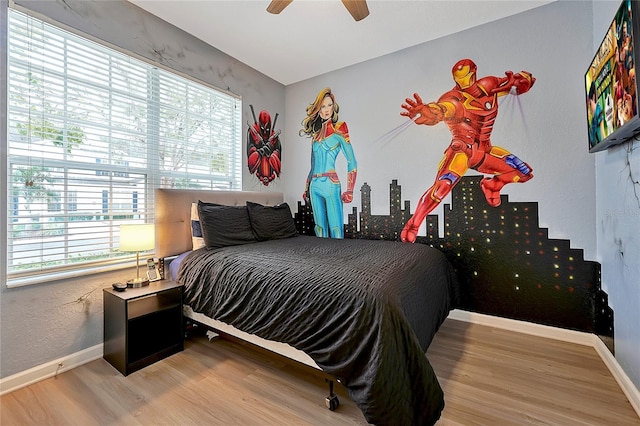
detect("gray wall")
[0,0,285,378]
[592,0,640,395]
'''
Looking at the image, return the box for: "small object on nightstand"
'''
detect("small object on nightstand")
[112,282,127,292]
[147,258,161,282]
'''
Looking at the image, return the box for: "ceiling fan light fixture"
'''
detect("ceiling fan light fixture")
[267,0,293,15]
[267,0,369,22]
[342,0,369,22]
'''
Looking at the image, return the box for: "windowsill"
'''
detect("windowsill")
[6,259,145,288]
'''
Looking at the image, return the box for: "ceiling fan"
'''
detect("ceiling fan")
[267,0,370,22]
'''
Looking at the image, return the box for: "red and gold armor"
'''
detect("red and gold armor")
[400,59,535,243]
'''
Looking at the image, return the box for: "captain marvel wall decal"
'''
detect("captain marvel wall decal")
[398,58,536,243]
[247,105,282,186]
[300,88,357,239]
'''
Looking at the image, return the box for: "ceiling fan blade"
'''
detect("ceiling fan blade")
[267,0,293,15]
[341,0,369,21]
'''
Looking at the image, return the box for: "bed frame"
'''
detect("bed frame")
[154,188,315,362]
[155,189,340,411]
[154,188,341,407]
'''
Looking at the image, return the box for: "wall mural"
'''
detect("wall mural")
[300,88,357,238]
[294,177,613,354]
[399,58,536,243]
[247,105,282,186]
[296,61,612,353]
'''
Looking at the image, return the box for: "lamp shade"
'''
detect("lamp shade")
[119,224,155,252]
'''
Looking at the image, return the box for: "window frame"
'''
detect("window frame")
[5,8,243,287]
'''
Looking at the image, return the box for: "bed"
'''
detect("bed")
[155,188,459,426]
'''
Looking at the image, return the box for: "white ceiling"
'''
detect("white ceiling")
[128,0,554,86]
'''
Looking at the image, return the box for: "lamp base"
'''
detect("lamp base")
[127,277,150,288]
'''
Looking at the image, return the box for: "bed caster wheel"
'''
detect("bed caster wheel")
[325,394,340,411]
[325,378,339,411]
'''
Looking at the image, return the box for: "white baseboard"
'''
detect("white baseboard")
[449,309,640,418]
[448,309,595,345]
[593,336,640,418]
[0,344,103,396]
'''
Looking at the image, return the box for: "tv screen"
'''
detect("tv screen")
[585,0,640,153]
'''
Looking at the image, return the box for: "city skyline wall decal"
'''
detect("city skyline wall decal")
[294,176,614,354]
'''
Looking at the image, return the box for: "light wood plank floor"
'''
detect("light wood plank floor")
[1,319,638,425]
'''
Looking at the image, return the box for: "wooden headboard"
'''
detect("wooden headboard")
[154,189,284,259]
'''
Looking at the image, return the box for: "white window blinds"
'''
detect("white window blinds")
[6,10,242,285]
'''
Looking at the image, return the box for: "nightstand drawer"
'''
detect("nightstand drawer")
[128,288,181,319]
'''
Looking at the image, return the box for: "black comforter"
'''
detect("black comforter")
[178,235,458,425]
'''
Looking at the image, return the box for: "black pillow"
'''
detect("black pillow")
[246,201,297,241]
[197,200,257,248]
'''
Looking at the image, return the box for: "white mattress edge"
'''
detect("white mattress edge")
[183,305,320,369]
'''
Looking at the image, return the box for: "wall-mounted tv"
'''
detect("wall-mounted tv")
[585,0,640,153]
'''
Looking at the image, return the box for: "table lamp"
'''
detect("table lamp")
[120,223,155,288]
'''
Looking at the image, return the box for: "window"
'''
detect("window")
[6,10,242,285]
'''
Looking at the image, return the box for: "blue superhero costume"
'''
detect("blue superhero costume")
[305,120,357,238]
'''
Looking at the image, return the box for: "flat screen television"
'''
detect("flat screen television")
[585,0,640,153]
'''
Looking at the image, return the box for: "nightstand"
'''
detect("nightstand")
[103,281,183,376]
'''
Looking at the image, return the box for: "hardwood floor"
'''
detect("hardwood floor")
[1,318,638,425]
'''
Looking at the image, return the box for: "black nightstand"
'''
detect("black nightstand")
[103,281,183,376]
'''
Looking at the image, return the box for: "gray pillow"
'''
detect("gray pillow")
[246,201,297,241]
[197,201,257,248]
